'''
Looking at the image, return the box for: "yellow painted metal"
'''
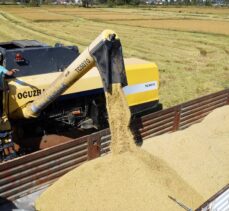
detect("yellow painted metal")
[125,61,159,106]
[11,29,119,119]
[4,29,160,120]
[7,58,159,119]
[126,89,159,106]
[7,68,102,116]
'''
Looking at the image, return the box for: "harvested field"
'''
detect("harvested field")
[47,9,152,20]
[153,7,229,15]
[59,12,150,21]
[142,105,229,200]
[0,7,74,21]
[111,19,229,36]
[0,6,228,107]
[13,12,73,21]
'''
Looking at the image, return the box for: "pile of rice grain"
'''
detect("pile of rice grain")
[35,84,203,211]
[142,105,229,200]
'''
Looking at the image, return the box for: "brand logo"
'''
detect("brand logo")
[17,89,44,99]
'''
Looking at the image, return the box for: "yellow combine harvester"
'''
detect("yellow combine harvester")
[8,58,160,119]
[0,30,161,161]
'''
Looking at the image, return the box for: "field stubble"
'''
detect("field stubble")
[0,6,228,107]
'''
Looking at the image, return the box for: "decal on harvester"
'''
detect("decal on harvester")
[75,59,91,73]
[17,89,44,99]
[123,81,158,95]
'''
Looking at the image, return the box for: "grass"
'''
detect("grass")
[0,5,228,107]
[109,19,229,35]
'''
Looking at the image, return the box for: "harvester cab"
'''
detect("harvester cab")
[0,30,161,162]
[0,39,80,161]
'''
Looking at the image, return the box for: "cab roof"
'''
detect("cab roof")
[0,40,48,50]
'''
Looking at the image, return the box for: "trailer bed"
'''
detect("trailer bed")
[0,89,229,210]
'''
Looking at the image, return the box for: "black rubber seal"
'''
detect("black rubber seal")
[90,35,128,92]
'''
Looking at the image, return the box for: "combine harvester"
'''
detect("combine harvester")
[0,30,161,160]
[0,30,228,210]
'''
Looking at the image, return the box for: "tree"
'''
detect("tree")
[29,0,41,6]
[82,0,93,7]
[205,0,212,5]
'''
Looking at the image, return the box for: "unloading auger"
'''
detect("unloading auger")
[18,29,128,119]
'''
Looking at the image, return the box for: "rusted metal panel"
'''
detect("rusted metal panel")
[181,89,228,109]
[138,108,176,126]
[100,134,112,155]
[0,89,228,204]
[180,102,226,122]
[138,116,174,133]
[181,97,227,115]
[0,135,89,203]
[87,136,101,160]
[140,122,174,137]
[143,126,174,139]
[179,95,229,129]
[0,136,88,171]
[172,106,181,131]
[1,156,87,199]
[0,152,87,193]
[0,143,87,180]
[132,108,176,142]
[181,96,228,116]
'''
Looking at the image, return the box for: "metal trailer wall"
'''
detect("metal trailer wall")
[196,184,229,211]
[0,89,229,205]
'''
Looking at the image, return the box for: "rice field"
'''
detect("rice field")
[0,5,228,107]
[110,19,229,35]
